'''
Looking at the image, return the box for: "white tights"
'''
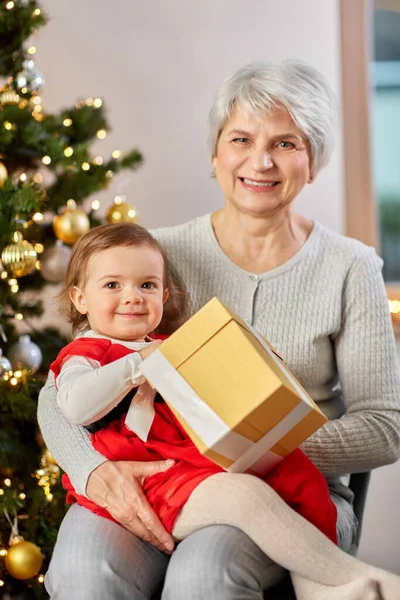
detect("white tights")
[172,473,399,600]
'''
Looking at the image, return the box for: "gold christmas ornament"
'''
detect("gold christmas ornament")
[1,231,37,277]
[106,196,137,224]
[0,160,8,188]
[4,540,43,580]
[0,85,20,105]
[53,200,90,245]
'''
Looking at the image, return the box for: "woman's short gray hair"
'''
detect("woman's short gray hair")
[207,60,338,175]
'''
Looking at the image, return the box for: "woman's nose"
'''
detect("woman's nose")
[249,149,274,172]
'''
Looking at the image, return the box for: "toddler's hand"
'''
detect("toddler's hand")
[139,339,163,360]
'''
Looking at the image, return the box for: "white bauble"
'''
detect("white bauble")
[40,242,71,283]
[8,335,42,372]
[0,349,12,380]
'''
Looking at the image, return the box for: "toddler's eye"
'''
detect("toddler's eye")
[142,282,155,289]
[105,281,119,289]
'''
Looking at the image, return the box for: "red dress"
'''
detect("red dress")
[51,338,337,544]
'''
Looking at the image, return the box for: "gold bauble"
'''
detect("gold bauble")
[1,231,37,277]
[53,200,90,245]
[0,160,8,188]
[4,540,43,580]
[0,85,20,106]
[106,200,137,224]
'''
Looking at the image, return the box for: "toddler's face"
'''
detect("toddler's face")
[71,244,168,341]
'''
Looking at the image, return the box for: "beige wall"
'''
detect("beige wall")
[37,0,344,231]
[36,0,343,331]
[33,0,399,572]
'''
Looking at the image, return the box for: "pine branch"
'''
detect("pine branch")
[0,486,24,515]
[0,179,43,245]
[0,0,47,76]
[0,381,38,421]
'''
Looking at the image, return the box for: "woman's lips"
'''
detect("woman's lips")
[239,177,280,191]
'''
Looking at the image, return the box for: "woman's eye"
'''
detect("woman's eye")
[233,137,250,144]
[105,282,119,289]
[142,282,155,289]
[277,141,294,149]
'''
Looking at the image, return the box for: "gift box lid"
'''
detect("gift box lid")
[160,296,283,367]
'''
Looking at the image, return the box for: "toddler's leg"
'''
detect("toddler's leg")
[172,473,399,600]
[290,575,381,600]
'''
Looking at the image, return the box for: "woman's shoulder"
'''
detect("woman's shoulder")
[150,214,210,248]
[313,222,382,272]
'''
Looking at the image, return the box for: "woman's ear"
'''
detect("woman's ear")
[211,156,217,178]
[163,288,169,304]
[69,286,88,314]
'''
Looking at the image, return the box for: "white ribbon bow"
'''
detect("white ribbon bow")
[124,380,156,442]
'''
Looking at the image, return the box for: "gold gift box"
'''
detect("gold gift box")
[140,297,327,473]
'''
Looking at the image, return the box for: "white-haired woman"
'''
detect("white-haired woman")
[38,61,400,600]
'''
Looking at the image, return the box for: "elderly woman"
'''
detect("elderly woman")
[38,60,400,600]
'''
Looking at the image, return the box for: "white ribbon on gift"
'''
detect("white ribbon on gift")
[139,324,314,473]
[124,381,156,442]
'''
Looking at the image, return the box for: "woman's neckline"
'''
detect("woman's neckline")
[203,213,321,280]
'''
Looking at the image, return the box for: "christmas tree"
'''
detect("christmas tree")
[0,1,143,597]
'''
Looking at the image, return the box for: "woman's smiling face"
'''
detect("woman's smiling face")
[212,104,312,218]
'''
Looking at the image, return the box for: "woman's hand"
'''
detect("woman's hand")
[86,459,175,553]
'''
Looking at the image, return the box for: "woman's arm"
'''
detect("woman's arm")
[303,248,400,477]
[37,371,107,495]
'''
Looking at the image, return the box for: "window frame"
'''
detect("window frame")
[340,0,400,302]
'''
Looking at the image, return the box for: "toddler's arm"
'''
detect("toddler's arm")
[56,339,163,426]
[56,352,144,425]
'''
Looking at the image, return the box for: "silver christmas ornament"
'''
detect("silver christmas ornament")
[8,335,42,372]
[0,349,12,381]
[14,60,45,95]
[40,241,71,283]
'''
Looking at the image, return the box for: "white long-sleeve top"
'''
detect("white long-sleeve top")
[55,331,150,426]
[38,216,400,501]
